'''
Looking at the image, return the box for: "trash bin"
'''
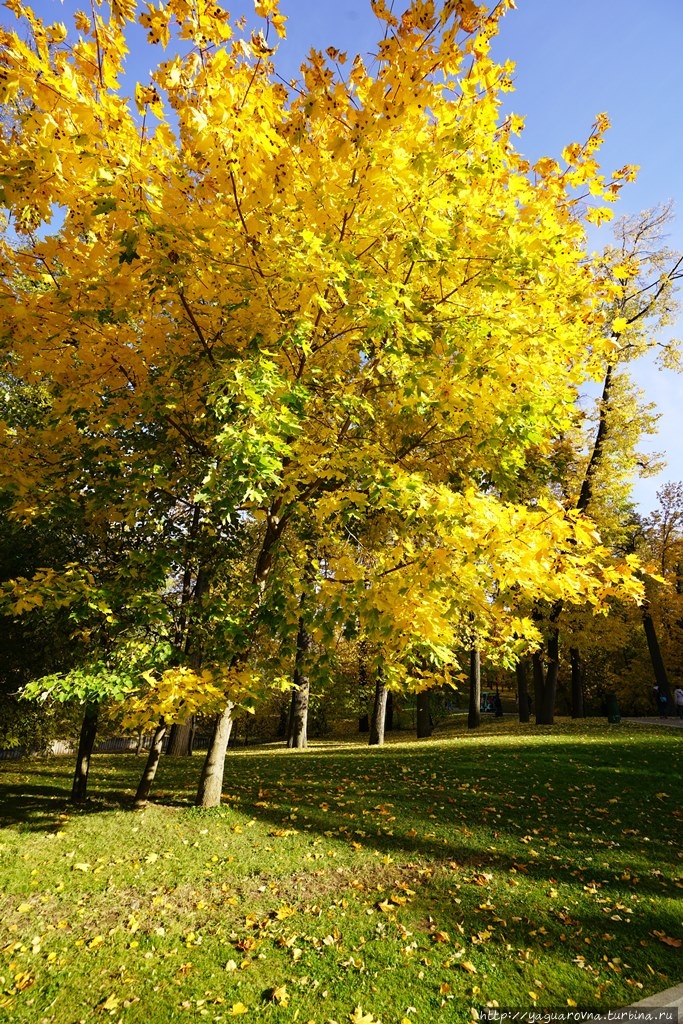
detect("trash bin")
[606,693,621,724]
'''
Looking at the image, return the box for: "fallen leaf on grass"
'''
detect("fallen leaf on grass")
[229,1003,249,1016]
[269,985,289,1007]
[97,994,119,1011]
[652,931,682,948]
[349,1007,378,1024]
[460,961,477,974]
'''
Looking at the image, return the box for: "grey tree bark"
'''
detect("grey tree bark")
[195,703,234,808]
[369,668,387,746]
[467,647,481,730]
[287,616,310,749]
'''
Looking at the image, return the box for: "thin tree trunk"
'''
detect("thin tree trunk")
[287,616,310,749]
[369,668,387,746]
[195,704,234,808]
[468,647,481,730]
[570,647,585,718]
[135,730,145,756]
[416,690,432,738]
[577,363,614,513]
[516,659,530,723]
[71,701,99,805]
[532,651,545,724]
[196,504,286,804]
[135,720,167,806]
[358,641,370,732]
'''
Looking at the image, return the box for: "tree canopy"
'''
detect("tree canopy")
[0,0,652,798]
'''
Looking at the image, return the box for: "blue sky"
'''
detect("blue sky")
[12,0,683,514]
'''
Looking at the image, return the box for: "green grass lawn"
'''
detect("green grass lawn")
[1,718,681,1024]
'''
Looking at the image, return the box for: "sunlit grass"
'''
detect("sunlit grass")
[1,719,681,1023]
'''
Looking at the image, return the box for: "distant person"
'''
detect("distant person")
[674,686,683,721]
[655,687,669,719]
[652,686,662,715]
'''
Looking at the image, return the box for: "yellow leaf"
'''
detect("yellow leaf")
[17,903,32,914]
[229,1003,249,1016]
[611,316,628,334]
[270,985,289,1006]
[73,863,91,872]
[461,961,477,974]
[349,1008,377,1024]
[99,994,119,1010]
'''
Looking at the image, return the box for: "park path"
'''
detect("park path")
[587,981,683,1021]
[621,717,683,728]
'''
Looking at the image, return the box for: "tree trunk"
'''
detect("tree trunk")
[358,642,370,732]
[287,617,310,749]
[642,608,672,702]
[196,503,286,805]
[467,647,481,730]
[276,700,289,739]
[165,717,195,756]
[385,690,394,731]
[533,627,558,725]
[71,701,99,805]
[570,647,585,718]
[369,668,387,746]
[541,627,559,724]
[195,704,234,808]
[416,690,432,737]
[134,720,167,806]
[516,659,530,723]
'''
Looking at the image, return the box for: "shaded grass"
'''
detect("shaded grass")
[0,718,681,1023]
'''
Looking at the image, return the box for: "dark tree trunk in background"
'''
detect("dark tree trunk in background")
[468,647,481,730]
[533,604,560,725]
[369,668,387,746]
[276,701,289,739]
[643,609,672,702]
[570,647,585,718]
[416,690,432,737]
[71,701,99,804]
[385,690,394,731]
[516,659,530,723]
[165,718,195,756]
[195,704,234,808]
[287,617,310,749]
[135,719,167,806]
[358,643,370,732]
[542,626,559,724]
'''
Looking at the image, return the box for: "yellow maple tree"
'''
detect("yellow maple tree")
[0,0,645,803]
